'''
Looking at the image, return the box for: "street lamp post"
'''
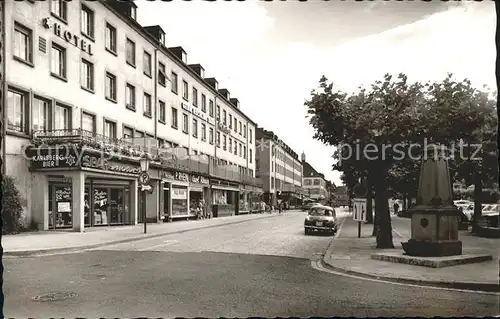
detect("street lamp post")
[139,153,152,234]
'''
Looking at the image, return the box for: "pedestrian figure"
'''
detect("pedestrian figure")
[393,202,399,215]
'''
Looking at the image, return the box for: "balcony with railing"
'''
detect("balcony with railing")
[209,163,262,188]
[30,129,210,175]
[30,129,263,187]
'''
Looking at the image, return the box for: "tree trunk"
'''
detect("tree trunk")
[472,173,483,233]
[366,174,373,225]
[373,163,395,248]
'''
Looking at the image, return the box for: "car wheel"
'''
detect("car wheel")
[305,228,309,235]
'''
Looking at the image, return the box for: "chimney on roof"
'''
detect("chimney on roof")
[229,98,240,108]
[205,78,219,91]
[144,25,166,46]
[168,46,187,64]
[218,89,230,100]
[188,64,205,78]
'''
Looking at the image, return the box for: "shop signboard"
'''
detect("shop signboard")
[191,175,209,185]
[181,102,215,126]
[28,147,141,174]
[43,17,93,56]
[162,170,190,183]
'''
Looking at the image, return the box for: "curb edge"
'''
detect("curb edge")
[320,258,500,293]
[4,213,279,257]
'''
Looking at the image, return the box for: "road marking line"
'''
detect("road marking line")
[138,240,180,251]
[311,260,500,296]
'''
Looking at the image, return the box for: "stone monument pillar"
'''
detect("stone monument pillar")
[402,145,462,257]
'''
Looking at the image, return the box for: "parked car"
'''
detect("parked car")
[304,205,338,235]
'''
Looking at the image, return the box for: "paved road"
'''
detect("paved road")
[3,210,499,318]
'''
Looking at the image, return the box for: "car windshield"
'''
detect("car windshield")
[309,208,335,217]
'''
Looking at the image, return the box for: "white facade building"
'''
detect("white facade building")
[3,0,260,230]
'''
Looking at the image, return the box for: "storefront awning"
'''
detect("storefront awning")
[212,185,239,192]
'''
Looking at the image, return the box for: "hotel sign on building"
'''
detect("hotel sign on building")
[181,103,215,125]
[42,18,94,56]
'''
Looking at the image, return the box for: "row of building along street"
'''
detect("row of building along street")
[3,0,337,232]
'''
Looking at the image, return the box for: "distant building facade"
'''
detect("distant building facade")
[301,153,329,201]
[255,127,304,207]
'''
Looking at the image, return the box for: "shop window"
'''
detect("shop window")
[172,186,188,216]
[52,184,72,228]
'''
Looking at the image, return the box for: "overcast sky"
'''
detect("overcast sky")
[137,0,496,186]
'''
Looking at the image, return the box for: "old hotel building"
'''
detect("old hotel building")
[3,0,261,231]
[254,127,304,208]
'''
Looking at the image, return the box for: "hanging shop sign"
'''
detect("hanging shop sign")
[216,121,231,134]
[43,18,93,56]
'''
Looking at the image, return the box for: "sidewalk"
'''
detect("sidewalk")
[2,212,283,256]
[323,216,500,292]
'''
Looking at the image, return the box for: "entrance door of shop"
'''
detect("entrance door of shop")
[48,183,73,229]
